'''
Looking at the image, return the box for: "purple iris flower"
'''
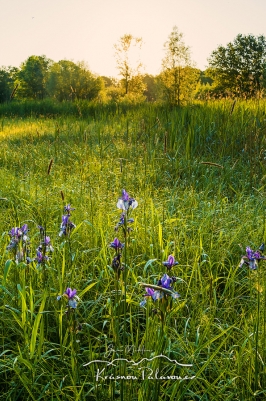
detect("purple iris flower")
[117,189,138,211]
[115,213,135,231]
[122,189,129,201]
[44,236,51,245]
[9,227,20,237]
[64,287,78,308]
[162,255,178,270]
[140,287,161,306]
[110,237,124,250]
[140,273,181,307]
[64,204,75,215]
[158,274,180,298]
[59,215,76,236]
[9,225,28,239]
[239,246,266,270]
[45,236,54,252]
[144,287,161,300]
[119,213,125,225]
[35,250,49,265]
[7,224,29,253]
[21,224,28,234]
[62,215,69,225]
[37,236,54,254]
[112,253,123,271]
[159,273,173,290]
[64,287,77,299]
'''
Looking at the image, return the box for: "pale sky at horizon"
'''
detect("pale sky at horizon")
[1,0,266,78]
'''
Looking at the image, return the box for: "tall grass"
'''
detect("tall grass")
[0,99,266,400]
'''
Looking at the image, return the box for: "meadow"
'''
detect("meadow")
[0,99,266,400]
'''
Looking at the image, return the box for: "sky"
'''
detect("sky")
[1,0,266,78]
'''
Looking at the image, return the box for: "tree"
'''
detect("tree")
[114,34,146,97]
[142,74,158,101]
[18,55,52,99]
[0,66,18,102]
[47,60,103,101]
[207,34,266,98]
[159,26,199,106]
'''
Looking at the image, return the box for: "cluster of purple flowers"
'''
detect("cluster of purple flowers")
[110,237,124,271]
[6,222,55,267]
[140,255,180,307]
[239,244,266,270]
[34,226,54,266]
[59,204,76,237]
[6,224,30,263]
[110,189,138,272]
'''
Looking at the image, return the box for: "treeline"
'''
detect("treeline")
[0,58,104,103]
[0,55,202,105]
[1,29,266,105]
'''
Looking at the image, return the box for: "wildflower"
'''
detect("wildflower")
[9,224,28,242]
[110,237,124,251]
[239,245,266,270]
[65,287,77,299]
[59,214,76,236]
[44,236,54,252]
[144,287,161,300]
[20,224,28,234]
[9,227,19,237]
[140,274,180,307]
[37,236,54,253]
[115,213,135,231]
[64,287,78,308]
[35,250,49,265]
[7,224,30,263]
[57,287,78,308]
[158,273,173,290]
[140,287,161,307]
[112,254,123,271]
[117,189,138,211]
[64,204,75,215]
[118,213,125,225]
[162,255,178,270]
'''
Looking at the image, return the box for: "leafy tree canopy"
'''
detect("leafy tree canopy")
[207,34,266,98]
[18,55,52,99]
[159,26,199,105]
[0,66,18,102]
[47,60,103,101]
[114,34,146,97]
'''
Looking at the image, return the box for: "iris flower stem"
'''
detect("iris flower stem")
[41,230,48,291]
[121,213,128,401]
[68,237,73,284]
[123,214,128,354]
[114,256,120,347]
[263,270,266,389]
[254,269,260,392]
[70,310,80,389]
[14,251,19,308]
[43,182,49,290]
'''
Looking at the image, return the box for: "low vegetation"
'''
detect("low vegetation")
[0,99,266,400]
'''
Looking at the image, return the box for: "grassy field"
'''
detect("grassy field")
[1,99,266,400]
